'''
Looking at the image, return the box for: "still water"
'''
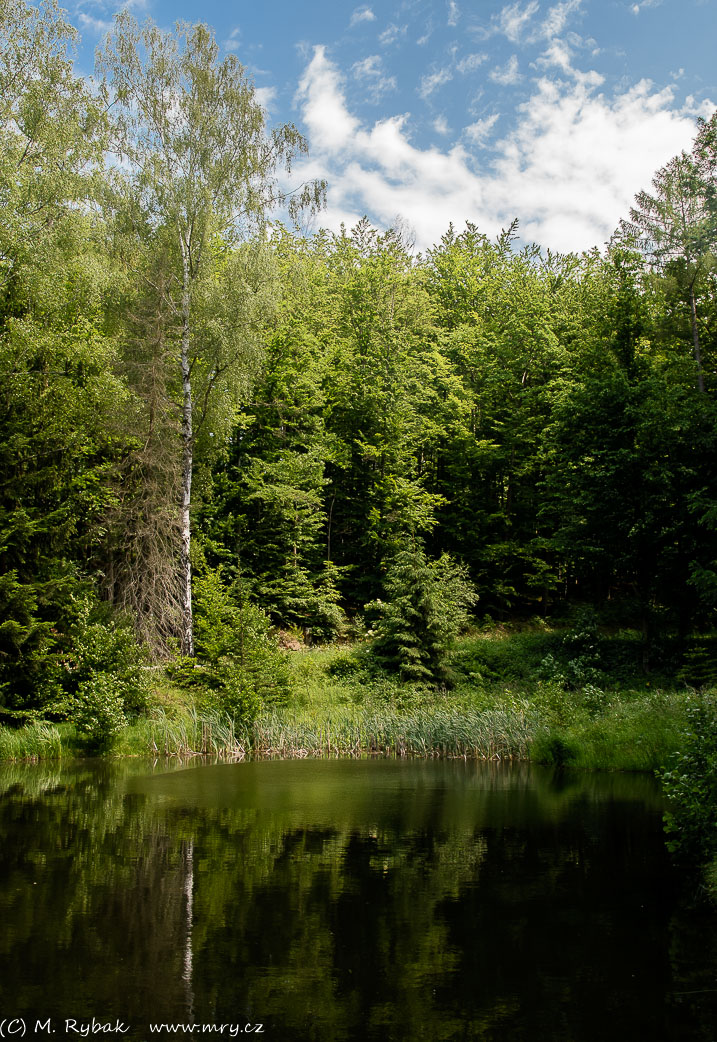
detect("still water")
[1,758,716,1041]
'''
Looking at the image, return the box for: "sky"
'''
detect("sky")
[68,0,717,254]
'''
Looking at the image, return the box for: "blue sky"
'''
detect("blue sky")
[70,0,716,253]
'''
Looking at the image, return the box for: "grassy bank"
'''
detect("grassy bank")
[112,624,704,770]
[0,624,705,770]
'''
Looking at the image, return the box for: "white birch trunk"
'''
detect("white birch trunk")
[179,239,194,656]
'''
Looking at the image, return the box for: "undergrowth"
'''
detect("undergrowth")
[0,622,707,772]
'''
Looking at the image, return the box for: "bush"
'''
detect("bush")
[679,635,717,689]
[61,596,149,716]
[73,673,127,753]
[256,561,347,643]
[660,694,717,861]
[192,565,292,721]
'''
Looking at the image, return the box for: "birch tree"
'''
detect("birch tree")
[98,13,323,654]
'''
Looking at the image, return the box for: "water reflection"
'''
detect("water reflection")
[0,759,715,1041]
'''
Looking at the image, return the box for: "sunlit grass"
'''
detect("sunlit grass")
[0,627,703,770]
[0,721,67,761]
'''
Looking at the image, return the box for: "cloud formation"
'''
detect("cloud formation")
[495,1,540,43]
[293,46,712,255]
[490,55,521,85]
[349,6,376,28]
[352,54,398,101]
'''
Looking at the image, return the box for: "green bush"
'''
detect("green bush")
[660,694,717,861]
[256,561,347,643]
[73,673,127,753]
[454,628,558,684]
[61,596,149,716]
[679,635,717,689]
[192,565,292,721]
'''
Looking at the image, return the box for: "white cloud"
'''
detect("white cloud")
[486,0,584,44]
[535,39,573,74]
[295,47,359,152]
[76,11,113,35]
[224,27,241,53]
[496,1,540,43]
[379,23,407,46]
[417,52,485,100]
[254,86,277,112]
[490,77,709,251]
[631,0,661,13]
[447,1,460,27]
[490,55,521,86]
[456,53,487,74]
[350,6,376,27]
[419,65,453,98]
[434,115,451,135]
[352,55,398,100]
[464,113,499,145]
[539,0,584,40]
[292,45,714,255]
[683,94,715,119]
[74,0,150,35]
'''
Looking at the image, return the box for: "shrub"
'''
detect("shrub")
[61,596,149,716]
[256,561,347,643]
[73,673,127,753]
[679,635,717,689]
[660,694,717,861]
[192,565,292,721]
[365,544,477,685]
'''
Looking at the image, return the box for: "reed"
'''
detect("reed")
[0,721,65,762]
[130,701,538,760]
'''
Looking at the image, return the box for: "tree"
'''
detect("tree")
[366,543,477,685]
[321,220,448,604]
[98,13,324,654]
[424,222,566,612]
[616,124,717,393]
[0,0,105,301]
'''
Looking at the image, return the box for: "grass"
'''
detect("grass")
[0,720,67,762]
[0,622,705,770]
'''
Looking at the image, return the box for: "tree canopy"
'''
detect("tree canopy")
[0,4,716,723]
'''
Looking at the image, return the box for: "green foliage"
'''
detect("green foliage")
[539,608,604,689]
[456,627,557,684]
[0,720,63,761]
[60,596,149,717]
[366,544,477,684]
[661,695,717,861]
[679,635,717,689]
[191,564,292,721]
[72,672,126,754]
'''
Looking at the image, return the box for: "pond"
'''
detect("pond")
[0,758,716,1041]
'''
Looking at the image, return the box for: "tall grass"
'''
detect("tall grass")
[0,626,701,770]
[247,702,537,759]
[117,705,249,760]
[115,700,538,761]
[0,721,65,761]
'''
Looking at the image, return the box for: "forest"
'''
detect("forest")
[2,1,717,871]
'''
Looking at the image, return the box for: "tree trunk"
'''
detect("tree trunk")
[690,286,705,393]
[180,245,194,656]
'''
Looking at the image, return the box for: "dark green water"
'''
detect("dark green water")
[1,758,716,1041]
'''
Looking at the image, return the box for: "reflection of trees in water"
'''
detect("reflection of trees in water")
[0,762,716,1041]
[0,770,193,1025]
[191,820,487,1039]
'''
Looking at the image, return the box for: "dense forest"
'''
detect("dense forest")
[2,0,717,762]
